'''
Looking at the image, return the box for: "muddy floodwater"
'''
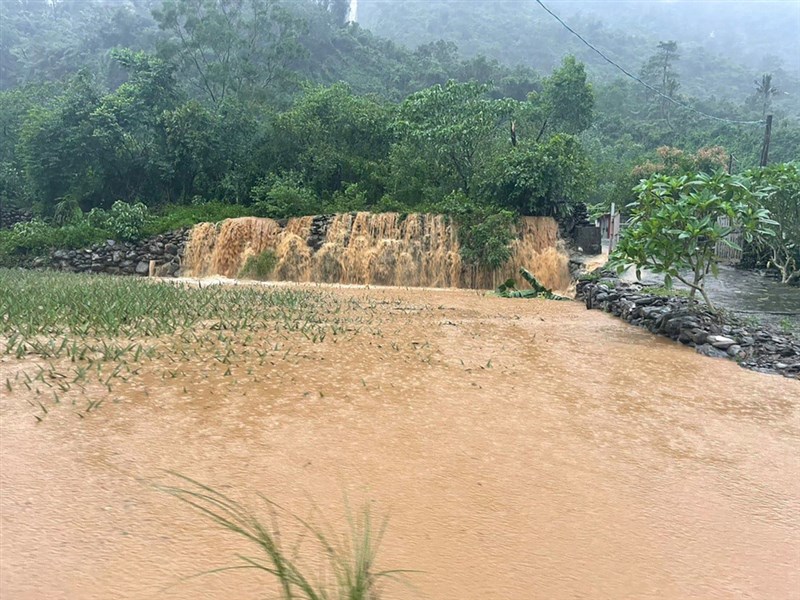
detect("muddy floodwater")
[1,284,799,600]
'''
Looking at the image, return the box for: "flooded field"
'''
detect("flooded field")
[1,272,799,600]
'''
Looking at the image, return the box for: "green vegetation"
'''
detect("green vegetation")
[0,0,798,279]
[144,202,254,235]
[239,250,279,281]
[495,268,569,300]
[779,317,797,335]
[160,473,402,600]
[358,0,800,111]
[747,163,800,284]
[0,269,386,419]
[640,285,690,299]
[611,171,777,307]
[0,201,153,261]
[0,219,106,261]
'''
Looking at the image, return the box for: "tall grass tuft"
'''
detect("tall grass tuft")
[158,473,407,600]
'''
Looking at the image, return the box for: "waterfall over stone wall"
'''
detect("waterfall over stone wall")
[184,213,571,291]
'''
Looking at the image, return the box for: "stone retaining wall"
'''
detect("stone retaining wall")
[577,275,800,379]
[29,229,190,277]
[0,207,33,230]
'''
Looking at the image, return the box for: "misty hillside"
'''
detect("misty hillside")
[358,0,800,111]
[0,0,797,236]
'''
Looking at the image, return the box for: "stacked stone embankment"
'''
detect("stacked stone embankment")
[27,229,190,277]
[0,207,33,229]
[577,275,800,379]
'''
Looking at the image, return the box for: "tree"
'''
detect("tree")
[18,52,185,211]
[437,191,516,273]
[612,171,776,308]
[524,55,594,142]
[80,50,181,205]
[484,134,592,218]
[153,0,304,107]
[640,41,680,123]
[315,0,350,26]
[394,80,514,198]
[273,83,393,203]
[18,70,105,211]
[748,162,800,284]
[751,73,778,118]
[0,83,54,209]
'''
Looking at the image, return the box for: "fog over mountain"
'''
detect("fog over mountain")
[359,0,800,106]
[1,0,797,224]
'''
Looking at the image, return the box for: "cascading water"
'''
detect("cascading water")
[183,213,572,292]
[347,0,358,23]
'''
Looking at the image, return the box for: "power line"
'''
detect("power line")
[533,0,766,126]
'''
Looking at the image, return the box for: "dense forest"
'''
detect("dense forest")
[0,0,798,274]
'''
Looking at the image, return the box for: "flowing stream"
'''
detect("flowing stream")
[626,265,800,328]
[1,285,798,600]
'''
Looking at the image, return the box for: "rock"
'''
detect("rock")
[636,296,666,307]
[576,271,799,380]
[707,335,736,350]
[640,306,667,320]
[164,243,178,256]
[726,344,742,357]
[135,261,150,275]
[696,344,729,359]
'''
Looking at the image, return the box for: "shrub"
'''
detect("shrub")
[485,134,591,219]
[325,183,368,213]
[0,218,107,260]
[53,197,83,225]
[611,171,776,307]
[252,173,318,218]
[145,201,253,235]
[747,162,800,284]
[239,250,278,280]
[438,191,516,270]
[87,200,151,241]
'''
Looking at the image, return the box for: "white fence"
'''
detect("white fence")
[715,216,743,264]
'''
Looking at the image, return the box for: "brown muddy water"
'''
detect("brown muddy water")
[184,214,573,291]
[1,285,799,600]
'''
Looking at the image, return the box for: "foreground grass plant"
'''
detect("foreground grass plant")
[159,473,407,600]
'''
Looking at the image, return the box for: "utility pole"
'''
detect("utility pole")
[760,114,773,167]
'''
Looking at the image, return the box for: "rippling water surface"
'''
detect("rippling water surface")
[1,285,798,599]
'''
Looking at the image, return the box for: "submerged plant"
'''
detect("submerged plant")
[158,473,408,600]
[239,250,278,281]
